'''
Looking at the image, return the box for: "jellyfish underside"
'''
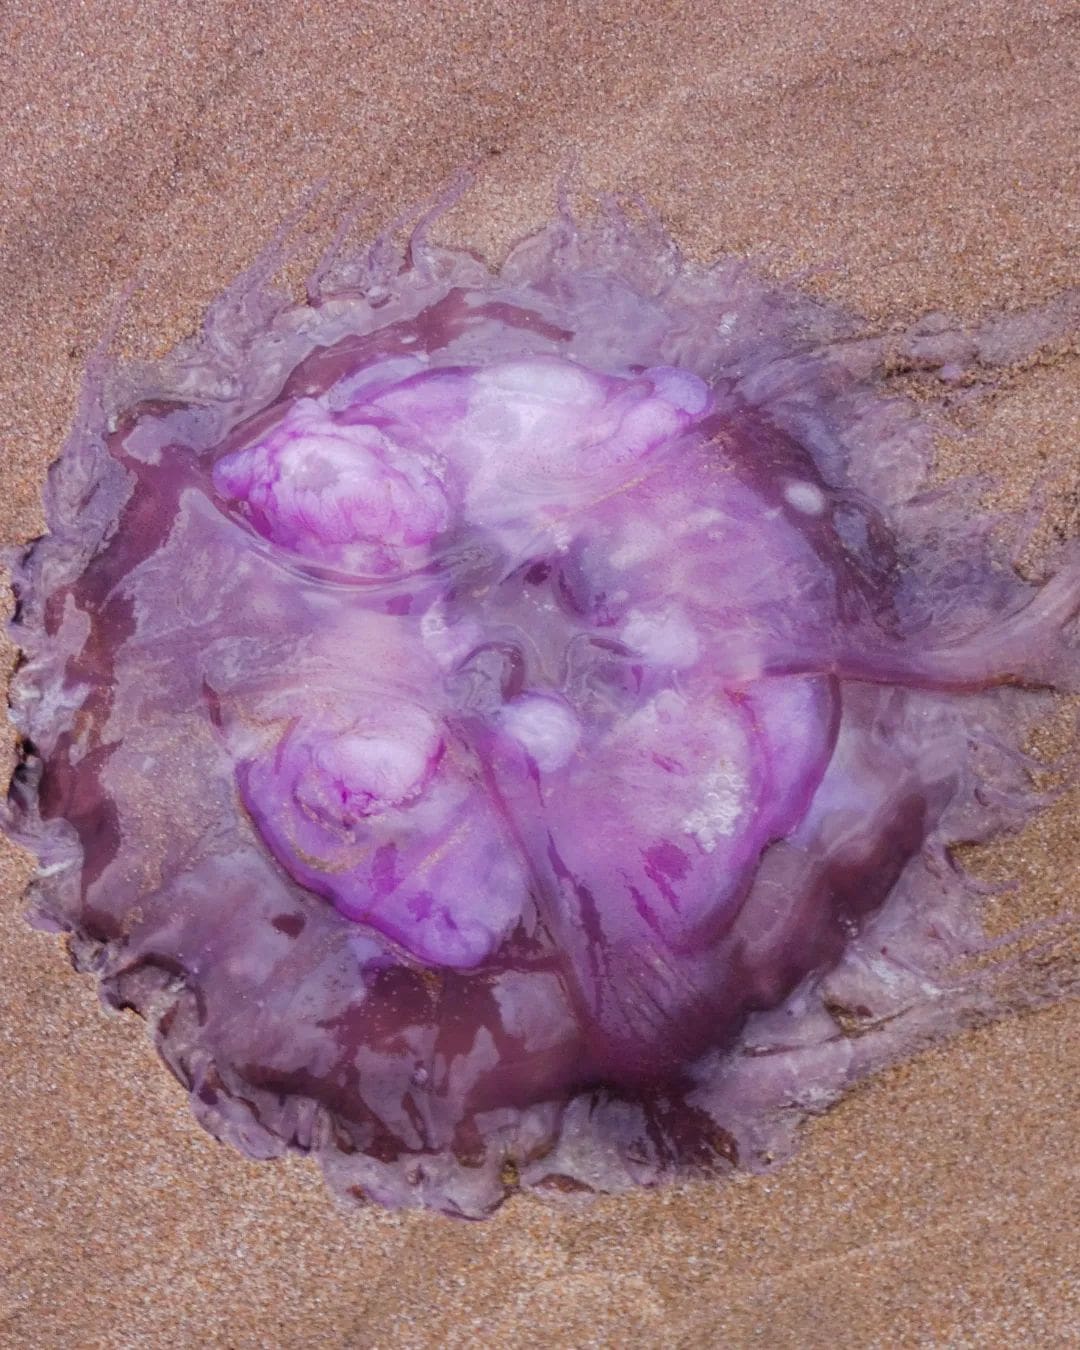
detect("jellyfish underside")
[6,210,1078,1215]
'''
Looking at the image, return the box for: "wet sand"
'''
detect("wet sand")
[1,3,1077,1346]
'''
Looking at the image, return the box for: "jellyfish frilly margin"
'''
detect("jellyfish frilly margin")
[4,191,1079,1217]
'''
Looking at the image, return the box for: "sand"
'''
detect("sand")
[1,2,1077,1346]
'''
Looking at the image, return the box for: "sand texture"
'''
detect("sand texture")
[1,2,1078,1346]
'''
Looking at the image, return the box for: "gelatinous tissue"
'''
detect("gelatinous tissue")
[5,192,1078,1215]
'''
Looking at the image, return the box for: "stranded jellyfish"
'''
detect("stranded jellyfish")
[5,195,1078,1216]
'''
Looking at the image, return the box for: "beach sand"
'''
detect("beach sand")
[1,3,1077,1345]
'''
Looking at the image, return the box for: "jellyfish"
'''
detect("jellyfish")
[5,193,1078,1215]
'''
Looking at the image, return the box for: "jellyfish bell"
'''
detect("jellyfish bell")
[5,194,1078,1215]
